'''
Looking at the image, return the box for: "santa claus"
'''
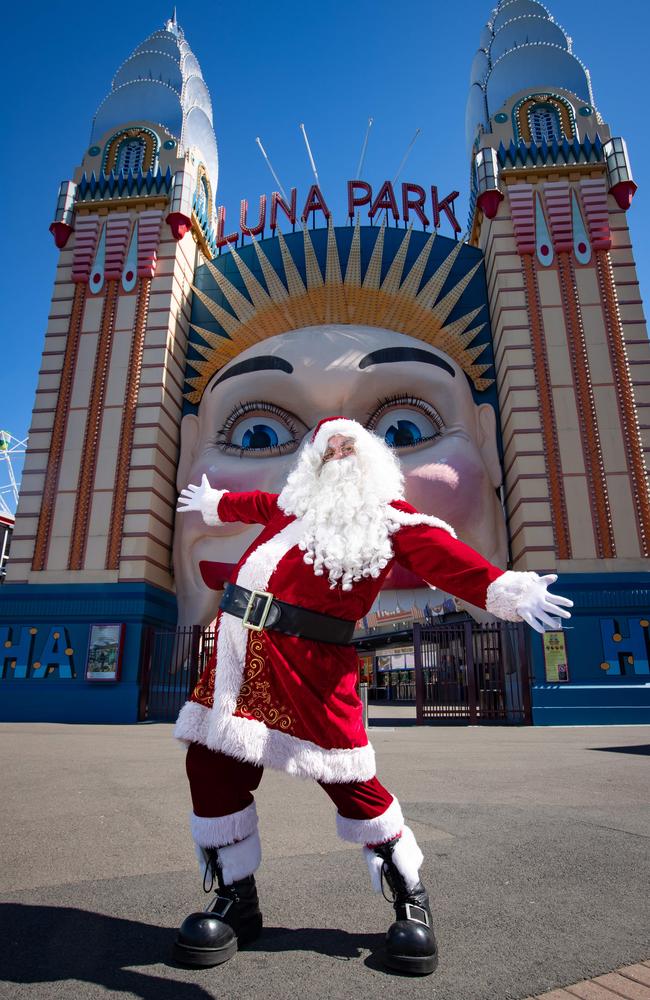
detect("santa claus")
[173,416,572,975]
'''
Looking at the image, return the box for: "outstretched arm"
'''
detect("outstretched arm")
[391,512,572,633]
[177,475,279,526]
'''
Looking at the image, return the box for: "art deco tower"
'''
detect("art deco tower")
[2,15,218,717]
[9,14,217,587]
[467,0,650,573]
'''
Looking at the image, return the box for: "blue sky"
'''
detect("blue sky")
[2,0,647,499]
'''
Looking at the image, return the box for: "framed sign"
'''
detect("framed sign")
[85,624,125,682]
[543,630,569,683]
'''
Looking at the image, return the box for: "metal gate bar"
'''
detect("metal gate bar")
[140,626,216,722]
[414,619,530,725]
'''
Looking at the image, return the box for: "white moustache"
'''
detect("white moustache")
[318,455,360,481]
[279,446,397,589]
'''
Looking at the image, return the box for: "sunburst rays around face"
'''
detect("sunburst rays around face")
[185,218,493,403]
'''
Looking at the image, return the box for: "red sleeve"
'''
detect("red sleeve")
[216,491,279,526]
[391,505,505,611]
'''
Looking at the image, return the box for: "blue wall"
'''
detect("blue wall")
[0,583,177,723]
[529,573,650,725]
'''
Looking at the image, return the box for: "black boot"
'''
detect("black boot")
[373,837,438,975]
[173,847,263,967]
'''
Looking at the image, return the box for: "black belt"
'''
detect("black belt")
[219,582,356,646]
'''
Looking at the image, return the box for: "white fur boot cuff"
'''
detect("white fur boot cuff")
[195,828,262,885]
[363,825,424,893]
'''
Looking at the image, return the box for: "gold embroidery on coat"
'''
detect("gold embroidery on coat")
[191,662,215,708]
[236,635,293,731]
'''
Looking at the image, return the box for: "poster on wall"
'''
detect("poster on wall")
[543,630,569,683]
[85,624,125,682]
[358,655,373,684]
[376,646,415,672]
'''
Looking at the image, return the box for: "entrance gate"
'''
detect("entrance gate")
[139,620,531,725]
[139,626,215,722]
[413,619,531,724]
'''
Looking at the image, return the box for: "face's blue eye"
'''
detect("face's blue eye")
[228,414,293,451]
[384,419,422,448]
[241,424,279,449]
[370,404,443,449]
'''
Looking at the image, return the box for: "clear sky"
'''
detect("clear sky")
[2,0,647,499]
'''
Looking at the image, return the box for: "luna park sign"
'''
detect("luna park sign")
[1,626,75,679]
[216,179,461,248]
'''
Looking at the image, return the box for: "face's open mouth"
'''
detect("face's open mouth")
[199,560,237,590]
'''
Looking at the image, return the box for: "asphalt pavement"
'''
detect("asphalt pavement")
[1,711,649,1000]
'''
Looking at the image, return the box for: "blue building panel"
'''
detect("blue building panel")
[0,583,177,723]
[529,574,650,725]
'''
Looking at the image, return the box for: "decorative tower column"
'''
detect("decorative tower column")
[467,0,650,723]
[1,15,218,722]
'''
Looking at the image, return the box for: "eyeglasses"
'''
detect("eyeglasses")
[322,439,356,462]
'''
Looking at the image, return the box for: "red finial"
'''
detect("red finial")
[49,222,73,249]
[610,180,638,211]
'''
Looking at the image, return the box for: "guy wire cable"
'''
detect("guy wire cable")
[392,128,422,185]
[299,122,320,185]
[255,137,289,202]
[356,117,374,178]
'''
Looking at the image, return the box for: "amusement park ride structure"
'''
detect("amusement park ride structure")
[0,430,26,518]
[0,429,25,579]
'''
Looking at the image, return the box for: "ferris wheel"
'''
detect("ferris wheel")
[0,430,27,518]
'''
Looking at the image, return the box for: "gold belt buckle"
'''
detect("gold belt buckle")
[241,589,274,632]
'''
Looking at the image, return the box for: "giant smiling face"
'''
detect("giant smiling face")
[173,324,507,626]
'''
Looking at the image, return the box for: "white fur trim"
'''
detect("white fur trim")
[176,700,376,783]
[363,825,424,894]
[219,830,262,883]
[335,796,404,845]
[485,569,541,622]
[310,418,367,456]
[190,802,258,848]
[364,851,385,894]
[200,488,229,527]
[386,505,456,539]
[196,830,262,884]
[174,517,376,783]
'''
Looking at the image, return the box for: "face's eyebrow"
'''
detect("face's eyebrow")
[358,347,455,378]
[211,356,293,390]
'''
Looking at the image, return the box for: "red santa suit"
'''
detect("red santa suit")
[175,491,524,777]
[175,417,540,887]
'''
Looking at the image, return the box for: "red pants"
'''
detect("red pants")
[185,743,418,888]
[186,742,394,823]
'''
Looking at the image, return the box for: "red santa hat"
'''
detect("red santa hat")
[309,416,367,456]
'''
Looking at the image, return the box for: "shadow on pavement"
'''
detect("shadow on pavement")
[368,718,417,728]
[247,925,384,960]
[0,904,388,996]
[588,744,650,756]
[1,903,210,999]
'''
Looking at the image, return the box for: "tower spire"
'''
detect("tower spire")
[165,7,180,35]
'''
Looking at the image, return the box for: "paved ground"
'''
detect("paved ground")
[527,961,650,1000]
[0,713,649,1000]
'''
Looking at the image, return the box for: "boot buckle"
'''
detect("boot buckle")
[403,902,430,926]
[209,894,234,918]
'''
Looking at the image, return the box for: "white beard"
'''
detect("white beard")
[278,436,405,591]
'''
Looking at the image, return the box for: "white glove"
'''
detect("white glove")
[176,474,221,524]
[517,574,573,634]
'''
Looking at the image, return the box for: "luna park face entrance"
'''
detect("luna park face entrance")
[139,619,531,725]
